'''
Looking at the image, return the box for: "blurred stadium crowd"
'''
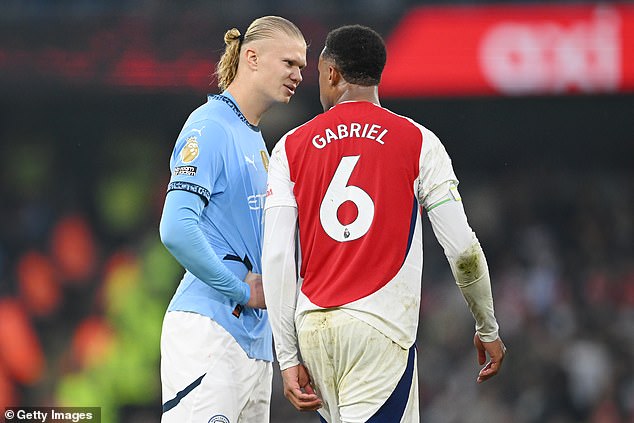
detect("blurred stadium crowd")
[0,1,633,422]
[1,140,631,422]
[416,169,634,423]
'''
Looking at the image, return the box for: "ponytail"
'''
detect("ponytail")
[215,28,243,92]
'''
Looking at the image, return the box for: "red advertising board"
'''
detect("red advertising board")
[380,3,634,97]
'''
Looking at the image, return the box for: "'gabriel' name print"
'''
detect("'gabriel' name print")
[312,123,388,149]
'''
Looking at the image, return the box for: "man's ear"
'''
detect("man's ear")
[245,47,258,70]
[329,65,341,86]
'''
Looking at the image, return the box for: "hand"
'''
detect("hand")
[474,333,506,383]
[281,364,322,411]
[245,271,266,309]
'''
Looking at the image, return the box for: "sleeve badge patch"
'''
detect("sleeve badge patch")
[174,165,197,176]
[180,136,200,163]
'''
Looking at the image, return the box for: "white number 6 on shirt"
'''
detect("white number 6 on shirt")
[319,155,375,242]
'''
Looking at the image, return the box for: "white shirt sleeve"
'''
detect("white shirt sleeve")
[262,206,300,370]
[262,136,301,370]
[427,199,499,342]
[414,124,499,342]
[264,135,296,210]
[414,125,458,208]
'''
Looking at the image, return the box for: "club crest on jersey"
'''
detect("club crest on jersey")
[260,150,269,172]
[180,136,199,163]
[208,415,229,423]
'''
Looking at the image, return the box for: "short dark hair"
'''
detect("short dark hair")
[322,24,386,86]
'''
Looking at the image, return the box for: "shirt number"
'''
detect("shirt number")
[319,156,374,242]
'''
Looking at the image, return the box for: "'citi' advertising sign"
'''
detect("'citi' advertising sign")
[380,3,634,97]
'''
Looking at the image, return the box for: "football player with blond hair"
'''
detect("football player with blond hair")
[159,16,306,423]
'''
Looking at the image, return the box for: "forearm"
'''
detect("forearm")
[159,190,249,304]
[451,241,499,342]
[262,206,300,370]
[427,195,499,341]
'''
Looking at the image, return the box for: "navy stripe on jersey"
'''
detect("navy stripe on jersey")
[402,197,419,266]
[210,94,260,132]
[167,181,211,204]
[223,254,253,271]
[162,373,206,413]
[366,345,416,423]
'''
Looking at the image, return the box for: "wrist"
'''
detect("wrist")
[241,281,251,304]
[477,329,499,343]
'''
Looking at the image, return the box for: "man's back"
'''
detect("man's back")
[284,101,423,307]
[267,100,458,350]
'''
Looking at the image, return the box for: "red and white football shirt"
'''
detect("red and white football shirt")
[265,101,457,348]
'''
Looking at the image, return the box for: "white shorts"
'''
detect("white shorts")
[297,309,419,423]
[160,311,272,423]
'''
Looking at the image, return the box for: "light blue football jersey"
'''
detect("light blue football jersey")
[166,92,272,361]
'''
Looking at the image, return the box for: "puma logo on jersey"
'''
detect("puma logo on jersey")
[190,127,204,136]
[244,155,257,170]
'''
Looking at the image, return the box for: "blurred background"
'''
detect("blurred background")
[0,1,632,422]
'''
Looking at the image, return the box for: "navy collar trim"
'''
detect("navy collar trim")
[210,94,260,132]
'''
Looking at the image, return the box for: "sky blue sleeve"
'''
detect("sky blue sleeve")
[159,189,250,304]
[168,120,228,202]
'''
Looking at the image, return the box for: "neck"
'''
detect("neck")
[336,84,380,107]
[225,82,270,126]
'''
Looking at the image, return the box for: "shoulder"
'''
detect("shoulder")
[378,106,423,131]
[380,106,445,146]
[180,110,232,146]
[171,117,233,170]
[274,114,323,152]
[286,113,325,138]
